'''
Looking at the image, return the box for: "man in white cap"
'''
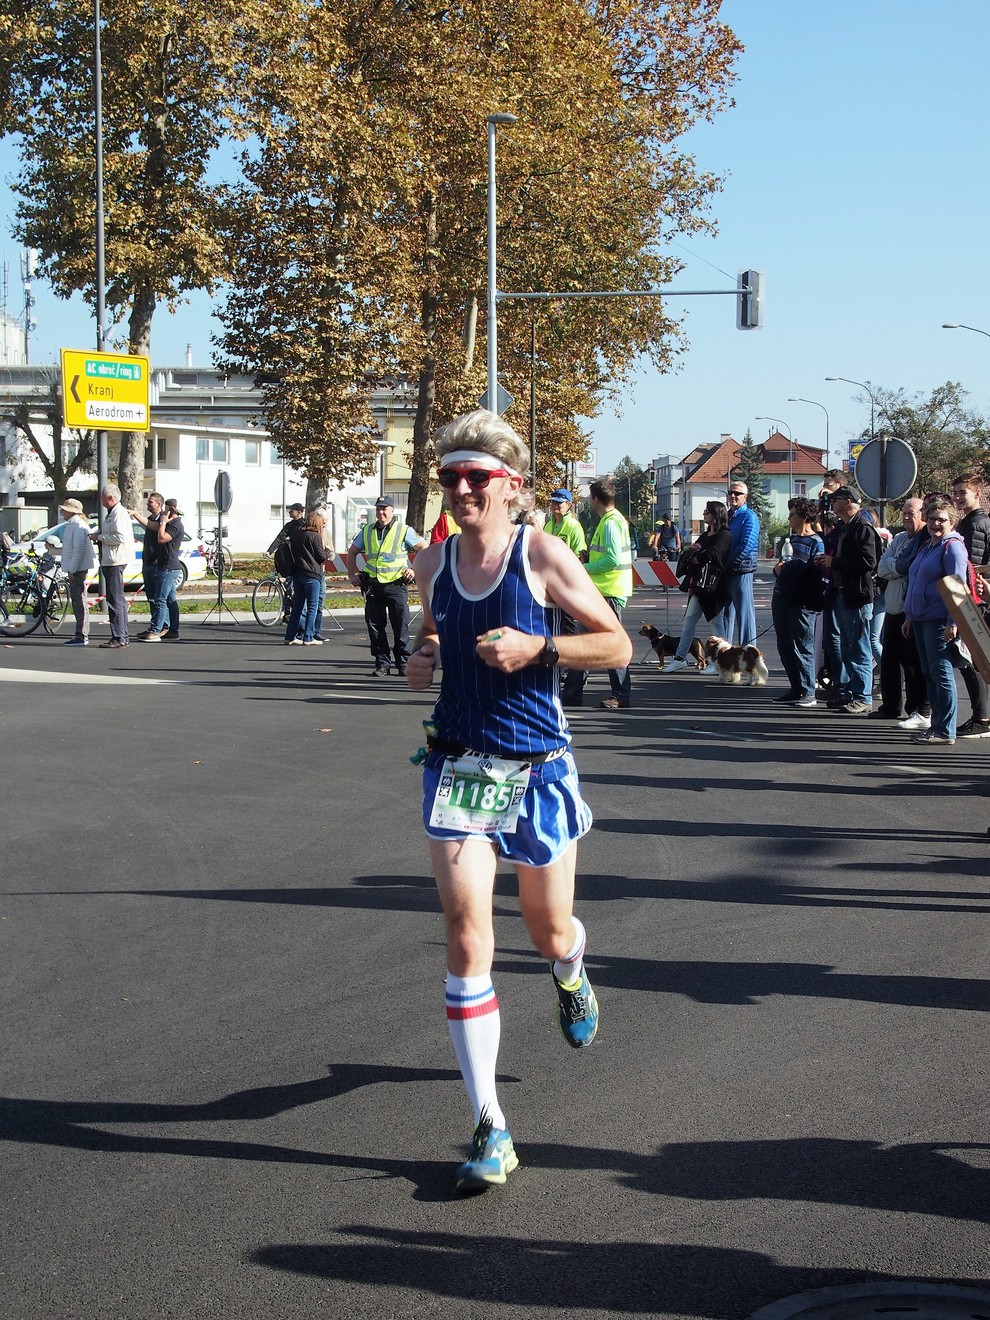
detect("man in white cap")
[58,497,96,646]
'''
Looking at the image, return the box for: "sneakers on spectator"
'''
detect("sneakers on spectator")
[139,631,163,642]
[792,695,818,708]
[957,717,990,738]
[911,730,955,745]
[664,657,689,672]
[771,691,801,704]
[897,712,931,731]
[834,700,870,715]
[455,1112,519,1192]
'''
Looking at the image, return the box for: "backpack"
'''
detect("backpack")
[273,535,295,577]
[941,538,982,606]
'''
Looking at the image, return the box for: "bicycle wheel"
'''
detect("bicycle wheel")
[252,575,285,627]
[0,579,44,636]
[43,579,69,634]
[220,545,234,575]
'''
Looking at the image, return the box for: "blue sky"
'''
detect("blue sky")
[2,0,988,474]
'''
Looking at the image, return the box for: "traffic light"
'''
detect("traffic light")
[737,269,764,330]
[647,466,656,488]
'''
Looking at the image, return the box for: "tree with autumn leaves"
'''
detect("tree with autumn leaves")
[0,0,741,519]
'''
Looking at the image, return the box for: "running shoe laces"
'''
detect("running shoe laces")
[552,969,600,1048]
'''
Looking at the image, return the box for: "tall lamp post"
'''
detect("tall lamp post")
[825,375,877,446]
[942,322,990,340]
[787,396,830,471]
[756,414,794,497]
[486,112,518,410]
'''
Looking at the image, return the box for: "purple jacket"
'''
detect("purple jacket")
[903,531,968,624]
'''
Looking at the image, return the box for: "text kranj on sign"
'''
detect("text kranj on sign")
[60,349,151,432]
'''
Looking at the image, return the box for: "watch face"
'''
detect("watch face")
[541,637,559,667]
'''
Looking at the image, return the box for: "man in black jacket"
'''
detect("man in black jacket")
[816,485,879,715]
[951,472,990,737]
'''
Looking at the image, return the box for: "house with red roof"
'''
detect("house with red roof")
[676,431,829,532]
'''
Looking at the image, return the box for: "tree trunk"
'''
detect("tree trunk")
[406,193,438,536]
[117,280,157,507]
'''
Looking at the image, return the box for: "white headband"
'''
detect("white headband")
[438,450,520,476]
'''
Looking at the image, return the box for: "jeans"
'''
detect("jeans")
[676,595,724,659]
[67,571,89,638]
[364,579,411,667]
[912,619,958,738]
[870,594,885,667]
[561,596,631,702]
[771,593,817,699]
[103,564,129,642]
[285,573,324,642]
[296,577,326,640]
[150,568,182,634]
[723,572,756,646]
[832,596,874,704]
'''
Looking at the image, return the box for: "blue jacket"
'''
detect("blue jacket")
[903,531,968,624]
[727,502,760,573]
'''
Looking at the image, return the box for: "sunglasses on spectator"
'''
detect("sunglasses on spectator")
[437,466,511,489]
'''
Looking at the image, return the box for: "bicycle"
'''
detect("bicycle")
[251,571,293,627]
[199,526,234,578]
[0,545,70,638]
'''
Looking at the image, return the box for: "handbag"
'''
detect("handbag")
[693,559,723,595]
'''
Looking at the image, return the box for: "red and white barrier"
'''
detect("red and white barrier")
[632,558,679,589]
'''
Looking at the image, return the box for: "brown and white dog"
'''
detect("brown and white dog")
[703,635,769,686]
[639,623,705,670]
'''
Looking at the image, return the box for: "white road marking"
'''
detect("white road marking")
[0,668,178,686]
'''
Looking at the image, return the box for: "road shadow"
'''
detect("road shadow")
[250,1227,979,1316]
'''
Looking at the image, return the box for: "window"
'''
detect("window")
[244,439,260,465]
[196,437,229,463]
[270,442,281,464]
[270,505,284,520]
[794,480,807,496]
[143,435,168,468]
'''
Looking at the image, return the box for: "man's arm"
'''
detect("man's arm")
[345,538,363,586]
[585,517,622,577]
[475,534,631,674]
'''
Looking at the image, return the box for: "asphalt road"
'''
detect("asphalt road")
[2,578,988,1320]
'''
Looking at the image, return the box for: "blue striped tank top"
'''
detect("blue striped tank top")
[428,525,569,757]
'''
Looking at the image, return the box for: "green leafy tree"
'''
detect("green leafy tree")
[0,0,287,504]
[0,374,94,503]
[870,381,988,497]
[731,427,772,529]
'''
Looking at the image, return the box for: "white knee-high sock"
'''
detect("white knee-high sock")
[552,915,587,986]
[445,972,506,1130]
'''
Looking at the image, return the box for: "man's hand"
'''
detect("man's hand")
[475,626,544,673]
[406,643,437,690]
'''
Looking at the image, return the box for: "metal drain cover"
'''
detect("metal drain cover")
[751,1283,990,1320]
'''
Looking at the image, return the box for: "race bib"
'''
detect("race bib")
[429,754,531,835]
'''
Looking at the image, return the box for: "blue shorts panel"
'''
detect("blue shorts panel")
[422,751,593,867]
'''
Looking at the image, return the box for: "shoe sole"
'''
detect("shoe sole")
[456,1150,520,1191]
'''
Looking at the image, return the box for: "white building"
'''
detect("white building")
[1,362,437,549]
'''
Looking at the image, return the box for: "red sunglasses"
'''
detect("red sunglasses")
[437,466,511,489]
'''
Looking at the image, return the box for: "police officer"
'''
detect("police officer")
[346,495,427,677]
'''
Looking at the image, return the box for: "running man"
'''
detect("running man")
[406,410,632,1192]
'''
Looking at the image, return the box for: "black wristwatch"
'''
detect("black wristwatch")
[537,636,560,667]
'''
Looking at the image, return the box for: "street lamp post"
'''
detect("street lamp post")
[755,414,794,498]
[942,322,990,340]
[825,375,877,442]
[486,112,518,410]
[787,396,830,471]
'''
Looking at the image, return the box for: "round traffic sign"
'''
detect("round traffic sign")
[853,436,917,502]
[213,471,233,513]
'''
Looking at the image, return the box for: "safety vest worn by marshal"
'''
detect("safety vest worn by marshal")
[361,519,411,584]
[588,507,633,602]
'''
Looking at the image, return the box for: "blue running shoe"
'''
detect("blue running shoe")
[552,968,599,1048]
[455,1113,519,1192]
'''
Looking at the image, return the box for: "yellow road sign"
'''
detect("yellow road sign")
[60,349,151,432]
